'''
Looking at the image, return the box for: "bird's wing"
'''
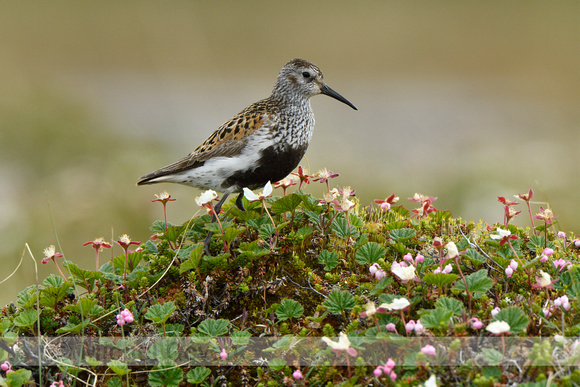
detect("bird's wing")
[192,104,269,161]
[137,100,276,184]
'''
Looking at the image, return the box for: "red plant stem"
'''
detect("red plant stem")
[209,203,224,234]
[123,249,128,280]
[262,200,277,234]
[526,202,536,231]
[399,310,407,336]
[52,258,68,281]
[163,203,168,231]
[454,257,472,316]
[95,249,100,271]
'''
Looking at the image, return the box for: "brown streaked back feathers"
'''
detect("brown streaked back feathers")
[137,99,271,185]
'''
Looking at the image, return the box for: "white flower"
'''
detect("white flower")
[43,245,56,258]
[119,234,131,245]
[486,320,511,334]
[195,190,218,206]
[378,297,410,311]
[391,264,417,282]
[321,332,357,356]
[537,270,552,287]
[154,191,171,200]
[490,228,511,240]
[424,374,438,387]
[360,302,377,318]
[446,241,459,259]
[321,332,350,350]
[243,181,273,202]
[554,334,565,343]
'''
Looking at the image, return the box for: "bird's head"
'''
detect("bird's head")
[274,58,357,110]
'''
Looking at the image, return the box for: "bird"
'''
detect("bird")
[137,58,357,252]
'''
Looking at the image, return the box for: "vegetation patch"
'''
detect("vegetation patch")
[1,171,579,386]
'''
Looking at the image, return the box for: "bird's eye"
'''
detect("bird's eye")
[302,71,311,79]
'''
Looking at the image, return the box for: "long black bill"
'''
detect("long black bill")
[320,83,358,110]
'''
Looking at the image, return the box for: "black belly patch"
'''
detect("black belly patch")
[223,145,307,190]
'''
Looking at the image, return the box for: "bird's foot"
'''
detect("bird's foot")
[235,191,246,211]
[204,231,213,256]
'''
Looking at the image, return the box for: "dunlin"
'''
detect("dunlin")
[138,58,357,251]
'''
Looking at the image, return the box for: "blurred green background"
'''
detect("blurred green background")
[1,1,578,306]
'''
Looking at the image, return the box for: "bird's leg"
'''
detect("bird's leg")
[235,192,246,211]
[204,192,230,256]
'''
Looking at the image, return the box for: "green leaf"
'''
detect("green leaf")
[106,377,123,387]
[179,244,204,274]
[85,356,103,367]
[383,221,408,231]
[107,359,128,377]
[294,226,314,238]
[268,357,287,371]
[43,274,66,288]
[14,309,38,328]
[420,308,453,331]
[259,223,276,239]
[144,302,176,325]
[186,367,212,384]
[165,323,184,337]
[17,286,38,309]
[299,193,323,213]
[493,306,529,335]
[203,221,232,234]
[143,240,159,254]
[55,318,92,334]
[198,318,230,337]
[464,249,485,266]
[370,276,394,296]
[355,242,385,265]
[219,226,245,244]
[429,210,452,224]
[324,290,355,314]
[149,360,183,387]
[64,262,103,290]
[331,217,360,239]
[64,298,98,315]
[276,299,304,321]
[435,297,464,316]
[147,338,179,362]
[271,194,302,213]
[40,281,73,308]
[349,213,364,228]
[175,244,195,259]
[482,348,504,366]
[232,205,261,222]
[247,217,271,230]
[161,224,185,243]
[559,266,580,299]
[236,240,270,259]
[111,251,143,274]
[389,228,416,243]
[2,369,32,386]
[56,356,82,375]
[150,220,169,233]
[526,235,554,252]
[353,233,369,250]
[231,330,252,346]
[318,250,339,271]
[452,269,493,299]
[422,273,459,287]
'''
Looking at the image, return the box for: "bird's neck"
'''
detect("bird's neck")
[270,85,311,112]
